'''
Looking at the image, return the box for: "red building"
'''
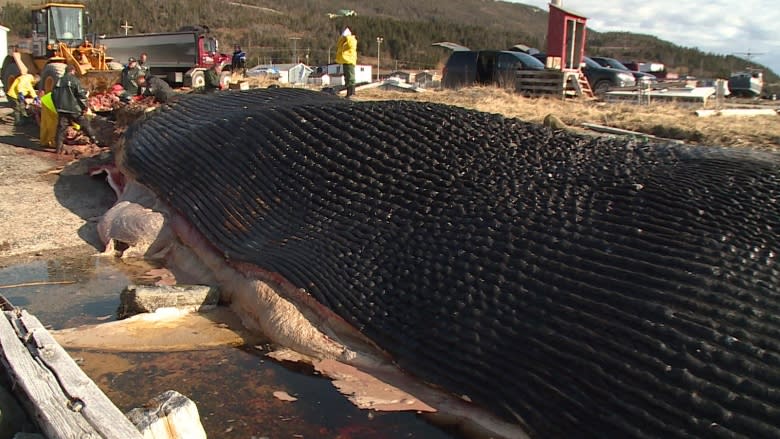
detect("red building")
[545,1,588,71]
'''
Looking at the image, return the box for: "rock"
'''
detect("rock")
[125,390,205,439]
[272,391,298,402]
[117,284,219,319]
[542,113,567,130]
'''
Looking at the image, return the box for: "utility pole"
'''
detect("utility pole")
[290,37,301,64]
[376,36,384,82]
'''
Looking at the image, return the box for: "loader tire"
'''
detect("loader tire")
[40,63,67,94]
[1,56,20,95]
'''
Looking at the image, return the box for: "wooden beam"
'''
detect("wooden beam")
[0,309,143,438]
[581,123,684,143]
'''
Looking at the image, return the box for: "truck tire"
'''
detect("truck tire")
[1,56,20,95]
[186,70,205,89]
[593,80,611,96]
[219,71,232,89]
[39,63,67,93]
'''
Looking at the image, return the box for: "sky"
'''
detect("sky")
[511,0,780,75]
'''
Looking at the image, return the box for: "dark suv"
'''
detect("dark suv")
[590,56,657,87]
[442,50,545,89]
[532,53,636,95]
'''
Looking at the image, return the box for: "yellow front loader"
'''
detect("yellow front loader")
[1,3,122,94]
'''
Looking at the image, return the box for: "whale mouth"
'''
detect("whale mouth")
[98,87,780,439]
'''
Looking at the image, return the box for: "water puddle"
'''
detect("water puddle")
[0,251,457,438]
[0,251,152,328]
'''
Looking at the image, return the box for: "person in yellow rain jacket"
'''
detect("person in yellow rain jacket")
[7,73,38,125]
[335,27,357,98]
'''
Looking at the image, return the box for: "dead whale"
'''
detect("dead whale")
[100,88,780,438]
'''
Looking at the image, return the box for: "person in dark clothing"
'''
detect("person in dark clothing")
[231,45,247,75]
[203,63,223,92]
[138,52,150,76]
[136,73,174,103]
[52,65,98,154]
[121,57,141,96]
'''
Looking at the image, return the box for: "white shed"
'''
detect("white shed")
[307,72,332,87]
[266,63,313,85]
[248,63,313,84]
[326,64,372,84]
[0,24,9,94]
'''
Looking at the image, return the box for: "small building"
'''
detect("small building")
[0,24,9,93]
[253,63,313,85]
[542,0,593,97]
[307,72,332,87]
[388,70,414,83]
[545,0,588,71]
[326,64,373,84]
[414,71,437,88]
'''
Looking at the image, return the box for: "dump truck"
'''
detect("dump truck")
[97,26,233,88]
[0,3,122,94]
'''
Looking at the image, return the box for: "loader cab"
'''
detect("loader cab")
[31,4,86,57]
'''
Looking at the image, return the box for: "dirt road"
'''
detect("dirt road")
[0,104,115,263]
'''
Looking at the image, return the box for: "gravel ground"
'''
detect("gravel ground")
[0,104,116,262]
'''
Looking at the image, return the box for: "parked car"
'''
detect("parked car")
[531,53,636,95]
[441,50,545,89]
[590,56,657,87]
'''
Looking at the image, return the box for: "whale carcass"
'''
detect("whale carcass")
[100,88,780,438]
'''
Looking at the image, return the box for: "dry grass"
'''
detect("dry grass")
[354,87,780,150]
[235,75,279,89]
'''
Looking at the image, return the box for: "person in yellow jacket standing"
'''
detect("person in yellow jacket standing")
[7,73,38,125]
[335,27,357,98]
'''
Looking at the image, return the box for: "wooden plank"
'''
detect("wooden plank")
[519,85,562,91]
[581,123,684,143]
[516,77,564,84]
[0,311,100,438]
[17,310,145,439]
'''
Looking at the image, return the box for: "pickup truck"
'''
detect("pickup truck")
[590,56,657,87]
[532,53,637,95]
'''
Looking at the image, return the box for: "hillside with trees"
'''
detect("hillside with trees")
[1,0,776,83]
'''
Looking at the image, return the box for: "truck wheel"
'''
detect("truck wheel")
[187,70,205,89]
[219,71,232,89]
[39,63,67,93]
[593,80,611,96]
[1,56,20,95]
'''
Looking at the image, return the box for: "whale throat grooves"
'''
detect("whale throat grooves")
[121,88,780,438]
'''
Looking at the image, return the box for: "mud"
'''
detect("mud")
[0,106,116,262]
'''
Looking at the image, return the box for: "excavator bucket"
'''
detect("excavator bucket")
[55,42,122,93]
[80,70,122,94]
